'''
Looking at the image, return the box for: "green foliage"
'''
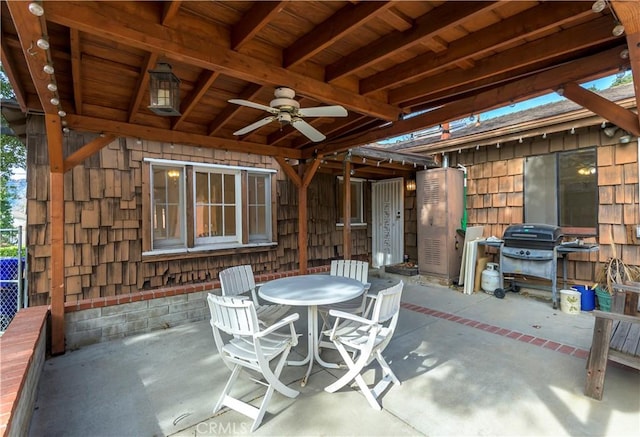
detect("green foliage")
[0,246,24,258]
[611,72,633,88]
[0,64,26,229]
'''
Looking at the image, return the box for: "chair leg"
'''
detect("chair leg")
[259,345,300,399]
[354,373,382,410]
[376,350,400,386]
[325,342,369,393]
[214,364,242,414]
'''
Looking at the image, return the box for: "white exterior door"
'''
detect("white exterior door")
[372,178,404,268]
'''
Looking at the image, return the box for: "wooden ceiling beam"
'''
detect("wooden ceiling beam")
[611,1,640,126]
[44,1,400,121]
[320,46,627,152]
[283,1,393,68]
[6,1,57,114]
[208,83,263,136]
[172,70,220,130]
[65,114,303,159]
[325,1,498,81]
[390,16,617,106]
[231,1,286,51]
[69,28,83,115]
[560,81,640,136]
[162,1,182,26]
[361,2,593,94]
[128,52,157,123]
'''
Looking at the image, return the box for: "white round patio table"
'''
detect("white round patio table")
[259,274,365,386]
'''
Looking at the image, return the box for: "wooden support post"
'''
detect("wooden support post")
[276,157,321,274]
[50,171,65,355]
[343,160,351,260]
[45,114,65,355]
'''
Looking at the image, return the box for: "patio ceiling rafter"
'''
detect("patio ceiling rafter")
[361,1,594,95]
[318,45,629,154]
[41,0,401,122]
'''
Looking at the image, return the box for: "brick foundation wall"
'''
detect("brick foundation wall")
[63,266,329,349]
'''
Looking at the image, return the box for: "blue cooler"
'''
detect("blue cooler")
[573,285,595,311]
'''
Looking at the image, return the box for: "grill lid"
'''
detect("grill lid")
[503,223,563,249]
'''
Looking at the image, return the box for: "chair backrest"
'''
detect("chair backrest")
[219,265,258,304]
[370,280,403,325]
[331,259,368,284]
[207,293,260,338]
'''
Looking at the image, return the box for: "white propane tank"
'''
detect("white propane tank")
[481,263,500,293]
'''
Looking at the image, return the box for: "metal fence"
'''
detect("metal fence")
[0,227,26,332]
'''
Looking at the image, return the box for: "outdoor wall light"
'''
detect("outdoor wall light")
[405,179,416,192]
[148,63,181,116]
[619,134,633,144]
[603,126,619,137]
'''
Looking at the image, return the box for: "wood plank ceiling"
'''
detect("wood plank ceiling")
[2,0,639,178]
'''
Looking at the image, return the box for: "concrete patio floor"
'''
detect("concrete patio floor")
[29,272,640,436]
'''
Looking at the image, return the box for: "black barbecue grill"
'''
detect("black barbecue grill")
[497,224,565,307]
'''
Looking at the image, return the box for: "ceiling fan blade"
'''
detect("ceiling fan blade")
[298,105,348,118]
[292,118,326,142]
[228,99,278,114]
[233,116,276,136]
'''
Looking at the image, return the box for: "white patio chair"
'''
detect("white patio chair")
[318,260,373,349]
[324,280,404,410]
[219,265,290,326]
[207,294,300,432]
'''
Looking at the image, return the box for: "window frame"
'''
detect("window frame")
[144,158,276,256]
[523,147,598,236]
[336,176,366,226]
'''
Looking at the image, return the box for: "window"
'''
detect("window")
[195,170,239,245]
[337,177,365,225]
[147,159,274,253]
[524,148,597,234]
[152,166,185,249]
[248,173,271,242]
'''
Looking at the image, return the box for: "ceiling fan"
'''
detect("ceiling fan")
[228,87,348,142]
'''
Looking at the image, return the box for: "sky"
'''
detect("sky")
[378,73,627,144]
[480,74,621,121]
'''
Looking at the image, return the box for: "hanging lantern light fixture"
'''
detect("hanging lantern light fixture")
[148,62,181,116]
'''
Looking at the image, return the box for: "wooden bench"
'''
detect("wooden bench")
[584,282,640,400]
